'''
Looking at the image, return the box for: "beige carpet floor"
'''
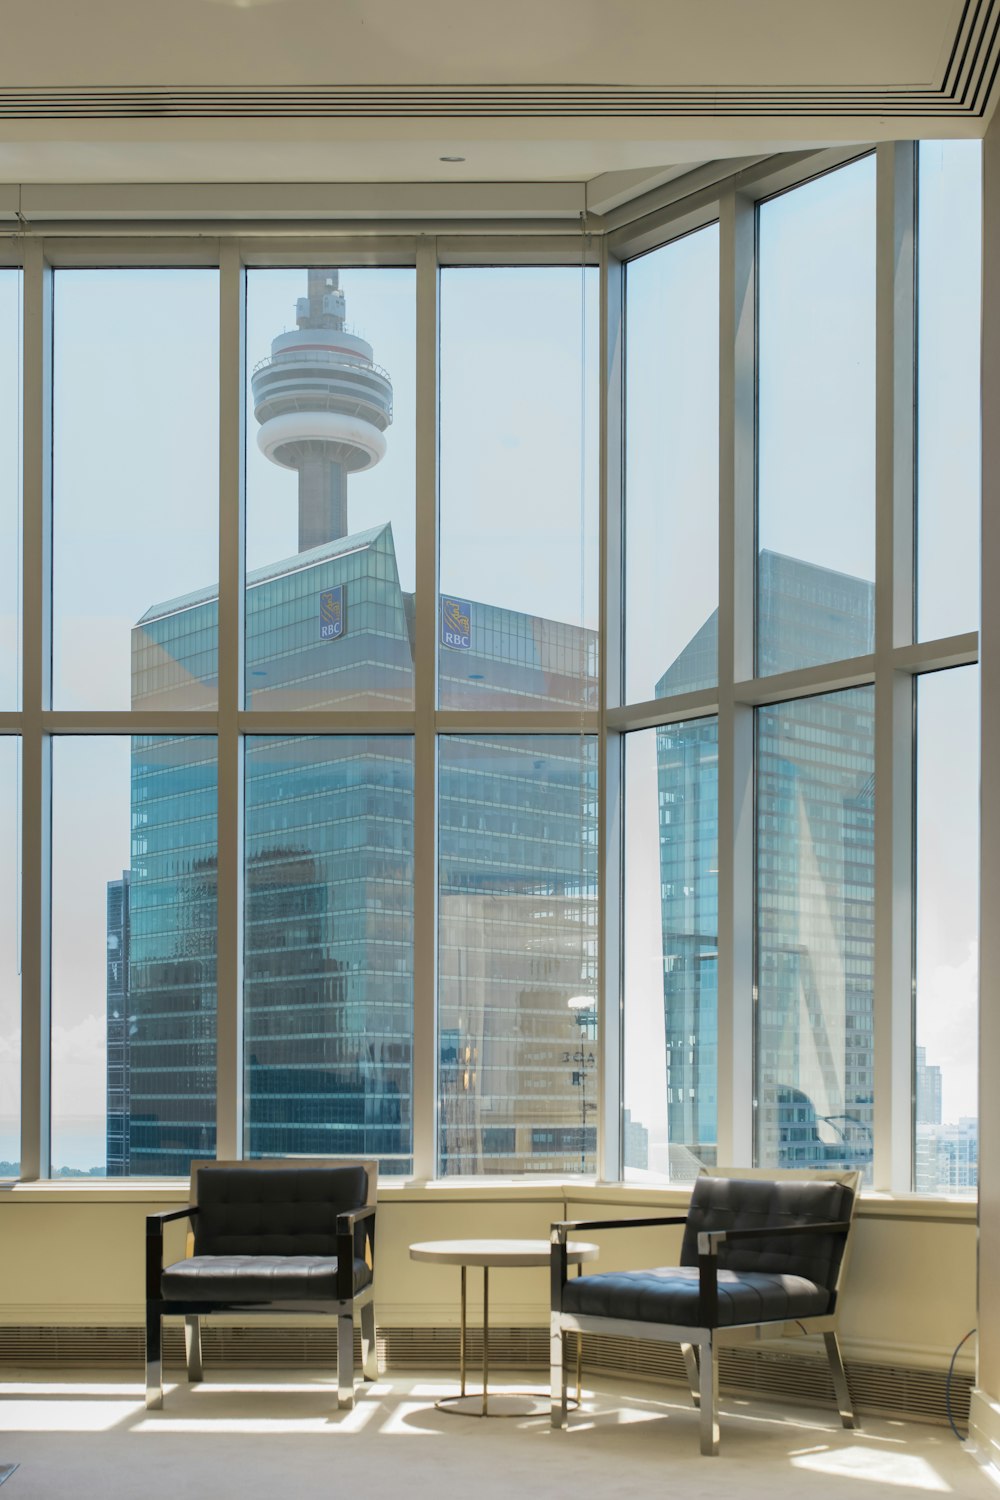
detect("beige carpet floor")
[0,1369,995,1499]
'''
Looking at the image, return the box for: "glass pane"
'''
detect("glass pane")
[439,268,598,710]
[52,735,218,1177]
[246,269,415,710]
[918,141,982,642]
[625,226,719,703]
[438,735,598,1175]
[244,736,414,1173]
[52,270,219,711]
[915,667,979,1193]
[757,158,876,675]
[624,719,718,1182]
[0,270,19,711]
[0,739,18,1175]
[755,687,875,1180]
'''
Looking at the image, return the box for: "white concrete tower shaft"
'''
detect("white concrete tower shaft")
[251,269,394,552]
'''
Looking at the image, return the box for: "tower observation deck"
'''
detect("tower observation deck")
[251,270,394,552]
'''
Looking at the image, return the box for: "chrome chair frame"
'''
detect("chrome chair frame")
[550,1167,861,1455]
[145,1157,379,1411]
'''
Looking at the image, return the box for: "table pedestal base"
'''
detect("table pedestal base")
[435,1390,581,1419]
[437,1264,584,1419]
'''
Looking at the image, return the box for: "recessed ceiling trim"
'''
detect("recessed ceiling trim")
[948,0,1000,109]
[1,0,999,123]
[0,88,990,119]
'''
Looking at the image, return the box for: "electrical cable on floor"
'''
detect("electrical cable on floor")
[945,1327,976,1440]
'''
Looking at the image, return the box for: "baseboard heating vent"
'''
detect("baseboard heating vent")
[0,1325,373,1369]
[381,1326,549,1369]
[0,1324,540,1371]
[580,1333,973,1430]
[0,1325,147,1367]
[0,1325,972,1429]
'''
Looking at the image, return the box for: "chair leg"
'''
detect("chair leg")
[823,1330,857,1429]
[145,1305,163,1411]
[681,1342,700,1407]
[337,1311,355,1410]
[184,1315,203,1383]
[551,1318,567,1429]
[699,1333,719,1456]
[360,1300,379,1381]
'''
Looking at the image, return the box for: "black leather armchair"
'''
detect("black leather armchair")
[146,1158,378,1411]
[551,1168,861,1454]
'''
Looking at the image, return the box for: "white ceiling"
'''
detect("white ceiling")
[0,0,991,201]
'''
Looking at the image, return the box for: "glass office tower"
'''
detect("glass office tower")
[107,543,878,1178]
[109,520,597,1175]
[655,551,875,1177]
[105,872,130,1173]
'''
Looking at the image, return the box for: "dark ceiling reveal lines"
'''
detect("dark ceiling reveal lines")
[1,2,998,122]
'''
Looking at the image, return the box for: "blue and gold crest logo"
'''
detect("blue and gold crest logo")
[319,584,345,641]
[441,597,471,650]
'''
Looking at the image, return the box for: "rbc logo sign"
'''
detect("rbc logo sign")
[441,597,472,650]
[319,584,345,641]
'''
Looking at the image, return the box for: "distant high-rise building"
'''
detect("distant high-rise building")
[916,1116,978,1194]
[105,872,130,1175]
[654,552,876,1178]
[915,1046,974,1193]
[916,1045,943,1126]
[652,717,718,1167]
[622,1108,649,1171]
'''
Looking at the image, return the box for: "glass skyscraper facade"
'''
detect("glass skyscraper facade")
[108,523,597,1176]
[649,551,876,1179]
[107,543,880,1180]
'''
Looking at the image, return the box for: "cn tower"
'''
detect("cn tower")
[252,270,394,552]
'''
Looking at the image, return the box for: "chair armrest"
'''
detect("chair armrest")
[145,1206,198,1301]
[550,1216,689,1310]
[335,1203,377,1233]
[335,1204,377,1300]
[696,1219,852,1327]
[147,1206,199,1228]
[696,1219,852,1254]
[551,1215,688,1243]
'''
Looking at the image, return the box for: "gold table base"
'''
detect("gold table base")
[434,1263,584,1419]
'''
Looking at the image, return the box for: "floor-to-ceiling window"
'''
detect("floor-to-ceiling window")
[3,142,981,1192]
[614,142,980,1190]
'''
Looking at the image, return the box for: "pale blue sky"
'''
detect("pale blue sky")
[758,154,877,592]
[625,222,719,704]
[52,268,220,713]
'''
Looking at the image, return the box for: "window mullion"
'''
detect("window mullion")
[873,142,917,1193]
[599,241,623,1181]
[19,238,51,1181]
[215,239,245,1161]
[411,236,438,1181]
[717,190,755,1168]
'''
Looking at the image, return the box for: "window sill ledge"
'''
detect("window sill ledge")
[0,1175,977,1221]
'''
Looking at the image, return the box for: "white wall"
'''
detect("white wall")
[0,1184,975,1379]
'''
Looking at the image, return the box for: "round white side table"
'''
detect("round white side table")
[409,1237,599,1417]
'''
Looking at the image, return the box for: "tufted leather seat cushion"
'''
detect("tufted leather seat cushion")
[192,1166,368,1257]
[562,1265,830,1326]
[679,1176,852,1291]
[161,1253,372,1303]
